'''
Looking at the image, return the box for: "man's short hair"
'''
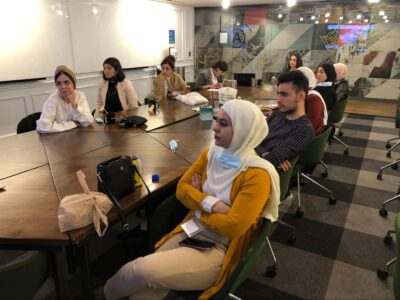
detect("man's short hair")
[277,70,309,95]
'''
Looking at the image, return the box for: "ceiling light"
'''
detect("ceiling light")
[356,14,362,19]
[325,19,329,23]
[383,15,387,19]
[236,22,240,26]
[379,10,385,16]
[385,19,389,23]
[364,19,369,22]
[287,0,296,8]
[315,20,319,24]
[339,16,344,20]
[368,0,380,3]
[278,14,283,19]
[299,17,304,21]
[57,10,63,16]
[325,12,330,18]
[222,0,230,9]
[92,7,98,15]
[311,15,315,20]
[349,20,353,24]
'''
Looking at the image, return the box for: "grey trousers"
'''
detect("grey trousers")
[104,232,225,300]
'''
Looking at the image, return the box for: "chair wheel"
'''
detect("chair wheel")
[344,149,349,156]
[377,173,382,180]
[379,207,388,217]
[295,209,304,218]
[391,164,398,170]
[288,234,297,244]
[384,235,393,245]
[321,171,328,178]
[265,266,276,277]
[338,131,343,136]
[328,140,333,145]
[386,152,391,158]
[329,196,336,205]
[386,143,391,149]
[377,269,389,280]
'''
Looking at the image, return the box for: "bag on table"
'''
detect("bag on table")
[176,92,208,105]
[96,155,137,231]
[58,170,113,237]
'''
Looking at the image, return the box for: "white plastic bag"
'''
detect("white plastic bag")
[58,171,113,236]
[176,92,208,105]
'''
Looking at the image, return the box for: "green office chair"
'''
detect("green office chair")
[149,194,275,300]
[327,98,349,156]
[377,211,400,300]
[265,155,299,278]
[0,251,50,300]
[295,127,336,218]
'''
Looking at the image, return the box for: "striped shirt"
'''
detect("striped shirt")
[255,111,315,167]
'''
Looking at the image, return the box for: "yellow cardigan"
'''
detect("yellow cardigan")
[156,149,271,299]
[153,72,186,102]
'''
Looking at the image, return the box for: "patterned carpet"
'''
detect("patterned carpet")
[235,113,400,300]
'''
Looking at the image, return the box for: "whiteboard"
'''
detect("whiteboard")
[0,0,187,82]
[0,0,74,81]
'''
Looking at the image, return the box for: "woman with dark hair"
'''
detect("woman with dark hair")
[314,63,337,110]
[94,57,139,117]
[36,65,93,133]
[195,60,229,90]
[282,53,303,73]
[152,56,187,102]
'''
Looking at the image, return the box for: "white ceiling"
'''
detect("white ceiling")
[163,0,331,7]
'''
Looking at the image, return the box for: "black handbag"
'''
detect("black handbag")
[97,155,136,233]
[97,155,136,199]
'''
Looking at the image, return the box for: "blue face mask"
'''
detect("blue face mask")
[214,149,242,169]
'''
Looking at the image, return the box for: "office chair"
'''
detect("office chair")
[379,185,400,218]
[385,136,400,159]
[265,155,299,278]
[377,159,400,181]
[16,112,42,134]
[0,251,50,299]
[327,98,349,156]
[149,194,275,300]
[377,212,400,295]
[295,127,336,218]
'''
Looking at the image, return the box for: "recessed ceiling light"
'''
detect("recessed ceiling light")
[339,16,344,20]
[325,19,329,23]
[325,12,330,18]
[364,19,369,23]
[379,10,385,16]
[311,15,315,20]
[315,20,319,24]
[356,14,362,20]
[385,19,389,23]
[278,14,283,19]
[349,20,353,24]
[287,0,296,8]
[222,0,230,9]
[383,15,387,20]
[299,17,304,21]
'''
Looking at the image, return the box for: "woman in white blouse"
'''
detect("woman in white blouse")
[36,65,94,133]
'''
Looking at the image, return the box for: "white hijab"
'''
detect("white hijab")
[204,100,280,221]
[297,66,328,125]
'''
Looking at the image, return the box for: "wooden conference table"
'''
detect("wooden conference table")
[0,86,274,299]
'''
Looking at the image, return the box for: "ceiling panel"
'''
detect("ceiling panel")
[158,0,332,8]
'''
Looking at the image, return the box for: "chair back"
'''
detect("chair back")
[328,98,348,124]
[212,219,275,300]
[394,213,400,300]
[148,194,188,251]
[16,112,42,134]
[0,251,49,299]
[279,155,299,202]
[298,127,332,166]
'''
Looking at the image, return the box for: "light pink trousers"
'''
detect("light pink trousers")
[104,232,225,300]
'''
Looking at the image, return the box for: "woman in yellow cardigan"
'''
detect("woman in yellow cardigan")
[103,100,280,300]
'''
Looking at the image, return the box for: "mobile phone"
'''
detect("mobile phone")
[179,237,216,250]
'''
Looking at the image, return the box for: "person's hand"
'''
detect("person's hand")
[68,92,78,109]
[278,160,291,171]
[211,201,230,215]
[191,173,202,192]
